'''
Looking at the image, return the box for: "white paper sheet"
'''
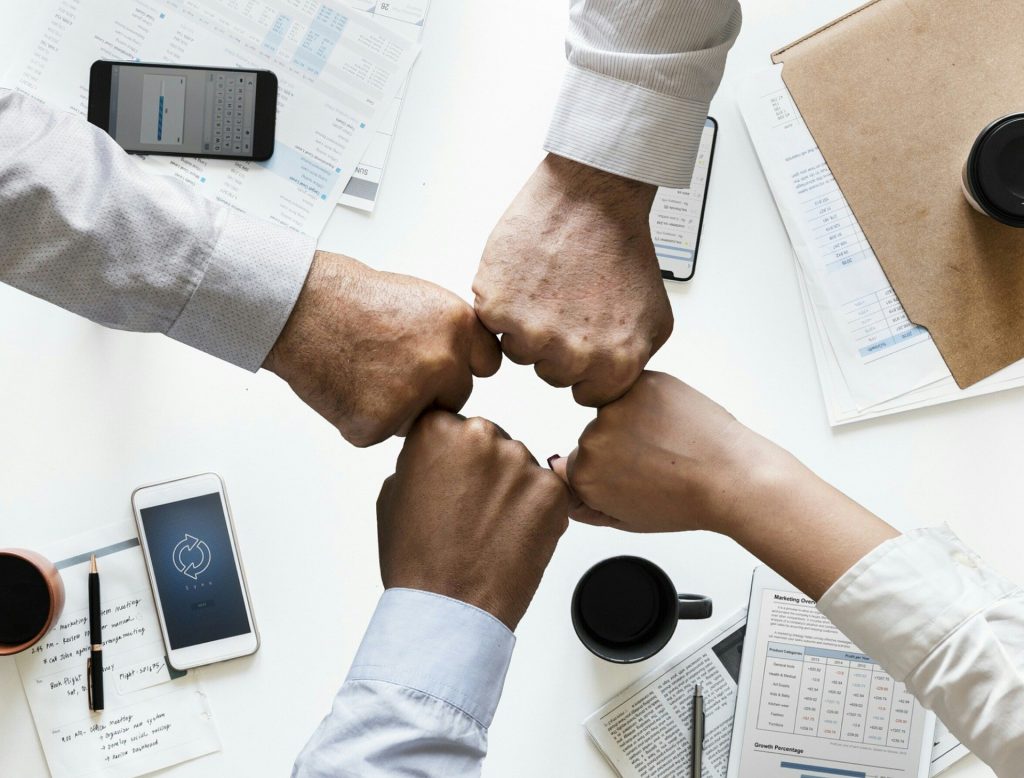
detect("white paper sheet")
[739,66,1024,424]
[2,0,419,237]
[339,0,430,212]
[584,610,748,778]
[728,568,935,778]
[15,524,220,778]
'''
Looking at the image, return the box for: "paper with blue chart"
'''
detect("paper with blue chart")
[2,0,419,237]
[739,67,1024,425]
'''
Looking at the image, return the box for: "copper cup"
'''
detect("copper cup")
[0,548,65,656]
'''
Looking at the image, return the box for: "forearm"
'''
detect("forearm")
[548,0,741,187]
[723,441,900,600]
[0,88,313,370]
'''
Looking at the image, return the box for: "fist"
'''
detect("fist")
[377,412,569,630]
[264,251,501,447]
[473,154,673,407]
[553,372,784,535]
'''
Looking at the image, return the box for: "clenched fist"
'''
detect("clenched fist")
[377,412,569,630]
[264,251,501,447]
[473,154,673,407]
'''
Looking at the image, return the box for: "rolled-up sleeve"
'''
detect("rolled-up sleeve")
[0,88,314,371]
[818,526,1024,778]
[293,588,516,778]
[545,0,741,188]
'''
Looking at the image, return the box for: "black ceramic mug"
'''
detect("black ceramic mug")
[571,556,712,663]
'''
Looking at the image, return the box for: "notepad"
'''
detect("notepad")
[15,523,219,778]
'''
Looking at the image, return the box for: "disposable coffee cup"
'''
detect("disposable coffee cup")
[571,556,712,663]
[0,549,65,656]
[962,113,1024,228]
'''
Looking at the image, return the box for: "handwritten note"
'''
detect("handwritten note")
[15,524,219,778]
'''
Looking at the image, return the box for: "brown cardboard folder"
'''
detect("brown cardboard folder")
[772,0,1024,388]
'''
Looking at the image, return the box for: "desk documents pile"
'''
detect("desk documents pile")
[739,67,1024,425]
[0,0,426,238]
[584,576,966,778]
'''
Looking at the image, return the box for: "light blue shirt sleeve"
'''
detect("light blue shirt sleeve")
[293,588,516,778]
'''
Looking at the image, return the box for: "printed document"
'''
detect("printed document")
[727,567,934,778]
[739,67,1024,424]
[3,0,419,237]
[340,0,430,211]
[584,610,747,778]
[15,523,219,778]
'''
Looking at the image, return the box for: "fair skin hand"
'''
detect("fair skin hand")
[550,372,900,600]
[473,154,673,407]
[377,411,569,630]
[263,251,502,448]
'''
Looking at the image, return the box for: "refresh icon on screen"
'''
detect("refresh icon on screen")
[172,534,212,580]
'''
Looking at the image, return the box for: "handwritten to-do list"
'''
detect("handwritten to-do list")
[15,525,219,778]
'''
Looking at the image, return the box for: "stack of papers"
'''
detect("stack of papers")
[738,67,1024,425]
[340,1,430,212]
[1,0,423,238]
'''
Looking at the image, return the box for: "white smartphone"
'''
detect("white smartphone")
[132,473,259,670]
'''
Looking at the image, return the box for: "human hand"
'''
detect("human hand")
[472,154,673,407]
[550,372,790,535]
[376,412,569,630]
[263,251,501,447]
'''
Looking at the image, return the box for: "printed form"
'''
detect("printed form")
[341,0,430,211]
[740,67,1024,424]
[728,569,934,778]
[16,524,219,778]
[3,0,419,237]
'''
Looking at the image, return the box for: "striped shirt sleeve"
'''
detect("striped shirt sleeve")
[544,0,741,188]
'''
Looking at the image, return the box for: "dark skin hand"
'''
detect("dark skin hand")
[263,251,502,447]
[473,153,673,407]
[377,411,569,630]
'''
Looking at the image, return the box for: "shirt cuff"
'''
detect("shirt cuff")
[544,65,710,189]
[817,525,1020,681]
[165,209,316,371]
[348,588,516,729]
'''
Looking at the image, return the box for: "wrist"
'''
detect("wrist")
[541,153,658,221]
[709,426,804,539]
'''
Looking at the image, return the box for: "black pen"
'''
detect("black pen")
[87,554,104,712]
[691,684,704,778]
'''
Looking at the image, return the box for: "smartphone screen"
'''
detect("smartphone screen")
[90,62,275,160]
[652,116,718,282]
[139,493,253,650]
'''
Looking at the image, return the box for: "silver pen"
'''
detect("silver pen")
[692,684,704,778]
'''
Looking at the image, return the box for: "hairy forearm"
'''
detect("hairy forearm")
[724,447,900,601]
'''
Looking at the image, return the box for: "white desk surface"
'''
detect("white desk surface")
[0,2,1012,776]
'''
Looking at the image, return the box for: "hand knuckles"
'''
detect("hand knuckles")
[462,415,497,444]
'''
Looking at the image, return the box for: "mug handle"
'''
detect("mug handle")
[677,593,713,620]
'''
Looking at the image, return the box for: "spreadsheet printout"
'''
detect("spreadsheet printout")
[738,67,948,410]
[727,568,934,778]
[340,0,430,211]
[3,0,419,237]
[741,67,1024,424]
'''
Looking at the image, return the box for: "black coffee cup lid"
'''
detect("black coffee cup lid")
[973,115,1024,223]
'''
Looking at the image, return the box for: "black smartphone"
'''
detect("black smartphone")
[87,60,277,161]
[653,116,718,282]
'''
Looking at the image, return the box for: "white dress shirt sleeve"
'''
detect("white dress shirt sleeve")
[292,588,516,778]
[817,526,1024,778]
[545,0,741,188]
[0,88,315,371]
